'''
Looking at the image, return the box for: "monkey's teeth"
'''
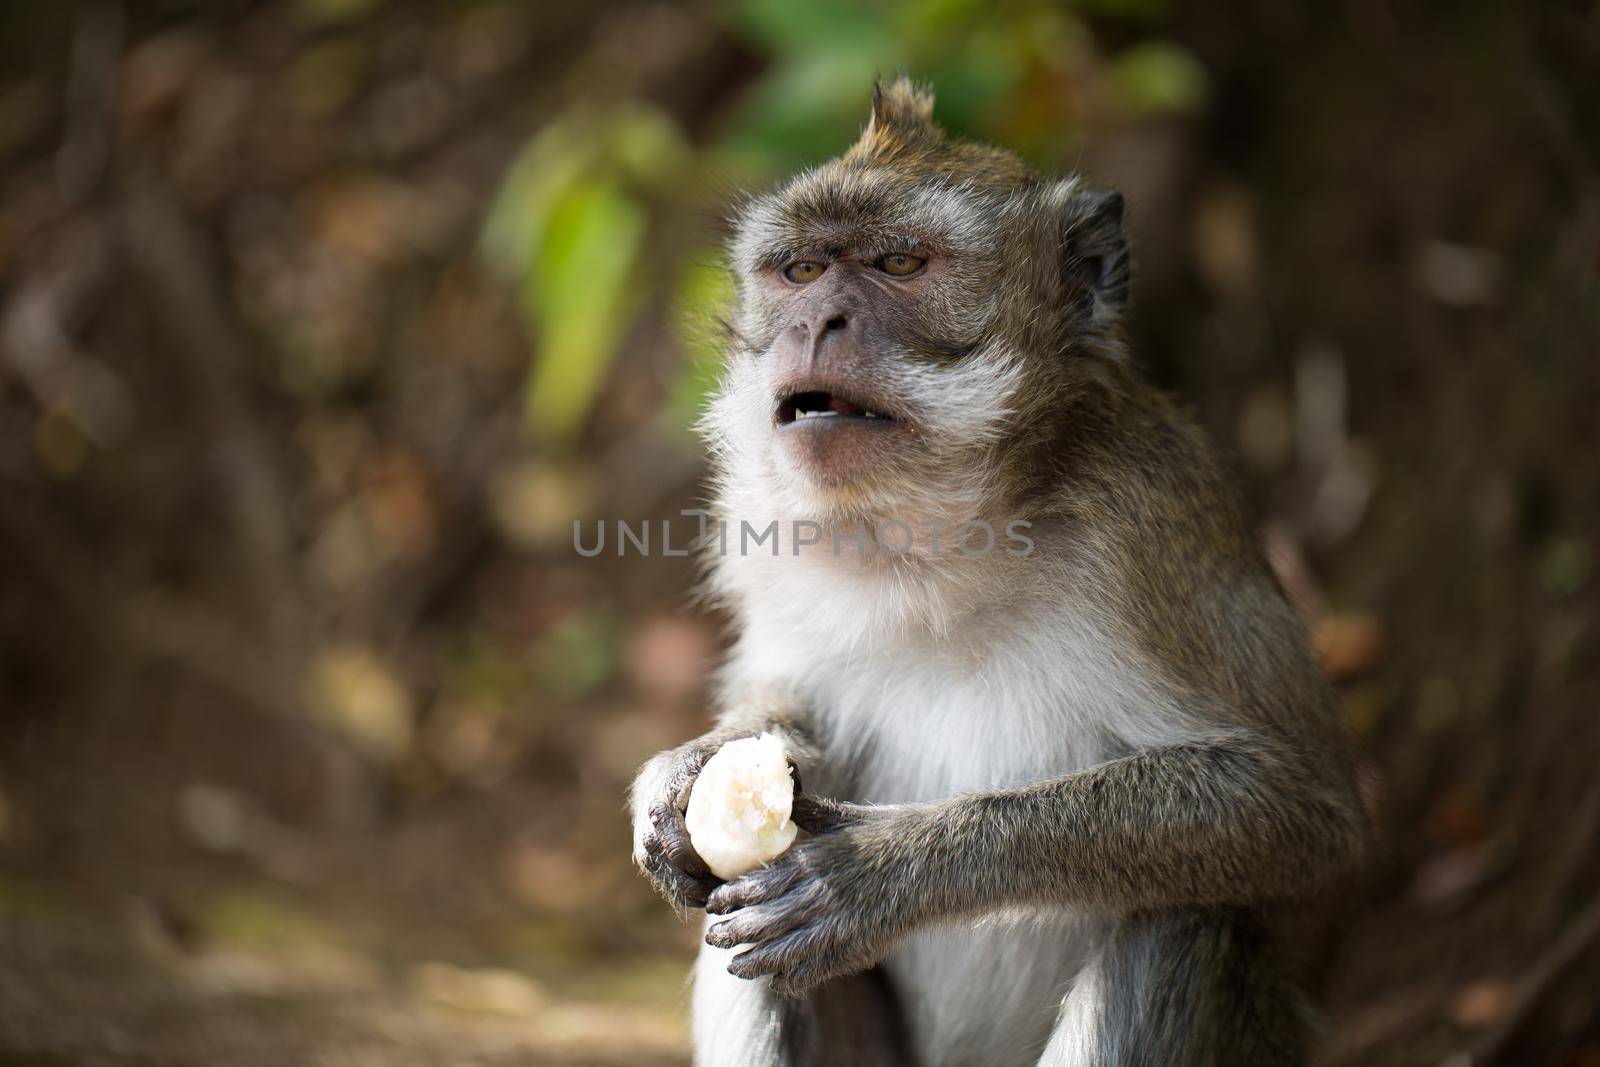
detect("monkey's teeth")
[787,399,888,422]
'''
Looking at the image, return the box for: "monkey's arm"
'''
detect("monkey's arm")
[631,690,816,911]
[922,731,1367,910]
[706,730,1366,993]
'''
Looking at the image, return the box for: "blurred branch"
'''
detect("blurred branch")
[56,2,123,204]
[1532,775,1600,930]
[1456,891,1600,1065]
[1528,69,1598,194]
[120,182,306,653]
[0,489,290,726]
[0,489,375,829]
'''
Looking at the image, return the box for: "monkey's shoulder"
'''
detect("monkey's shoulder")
[1045,382,1252,541]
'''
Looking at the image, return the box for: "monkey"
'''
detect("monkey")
[630,78,1369,1067]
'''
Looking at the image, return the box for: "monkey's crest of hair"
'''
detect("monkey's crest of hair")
[844,77,1036,187]
[867,77,936,132]
[852,78,949,164]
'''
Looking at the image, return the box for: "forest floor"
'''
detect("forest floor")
[0,869,694,1066]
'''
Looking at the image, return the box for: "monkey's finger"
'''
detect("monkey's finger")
[790,794,868,834]
[705,862,801,914]
[648,802,713,878]
[643,850,716,909]
[705,902,807,950]
[640,844,710,895]
[679,877,715,909]
[726,926,827,981]
[648,798,685,835]
[666,752,712,812]
[671,863,719,908]
[670,771,696,812]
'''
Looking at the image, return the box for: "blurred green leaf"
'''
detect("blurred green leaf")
[481,121,589,290]
[664,253,736,435]
[286,39,369,119]
[715,0,1094,174]
[535,608,618,700]
[893,0,988,37]
[608,107,694,185]
[199,890,327,950]
[447,631,533,704]
[719,0,915,173]
[1077,0,1172,20]
[296,0,386,27]
[1105,41,1209,116]
[919,24,1027,134]
[523,179,646,442]
[482,106,689,445]
[729,0,897,58]
[1540,536,1593,597]
[716,51,896,176]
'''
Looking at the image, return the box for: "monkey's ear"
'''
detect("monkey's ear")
[867,76,937,137]
[1058,185,1130,324]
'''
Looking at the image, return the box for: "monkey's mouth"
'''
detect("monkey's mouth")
[776,390,897,427]
[773,384,911,485]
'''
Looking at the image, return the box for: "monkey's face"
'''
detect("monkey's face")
[731,175,1013,493]
[705,81,1128,526]
[763,245,939,489]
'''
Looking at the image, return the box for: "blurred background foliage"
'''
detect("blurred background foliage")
[0,0,1597,1064]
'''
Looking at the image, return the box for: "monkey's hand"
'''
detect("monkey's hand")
[703,796,918,997]
[630,740,722,912]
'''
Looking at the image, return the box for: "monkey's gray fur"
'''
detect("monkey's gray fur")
[631,77,1369,1067]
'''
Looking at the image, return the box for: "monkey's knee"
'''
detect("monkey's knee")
[692,943,913,1067]
[1040,910,1307,1067]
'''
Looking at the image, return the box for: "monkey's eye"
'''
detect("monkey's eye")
[783,261,826,284]
[877,253,926,277]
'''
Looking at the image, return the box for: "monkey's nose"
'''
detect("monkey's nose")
[798,308,850,337]
[789,308,854,366]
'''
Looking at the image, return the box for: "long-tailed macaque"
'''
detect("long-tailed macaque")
[631,78,1368,1067]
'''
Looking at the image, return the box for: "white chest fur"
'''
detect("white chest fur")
[724,572,1192,804]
